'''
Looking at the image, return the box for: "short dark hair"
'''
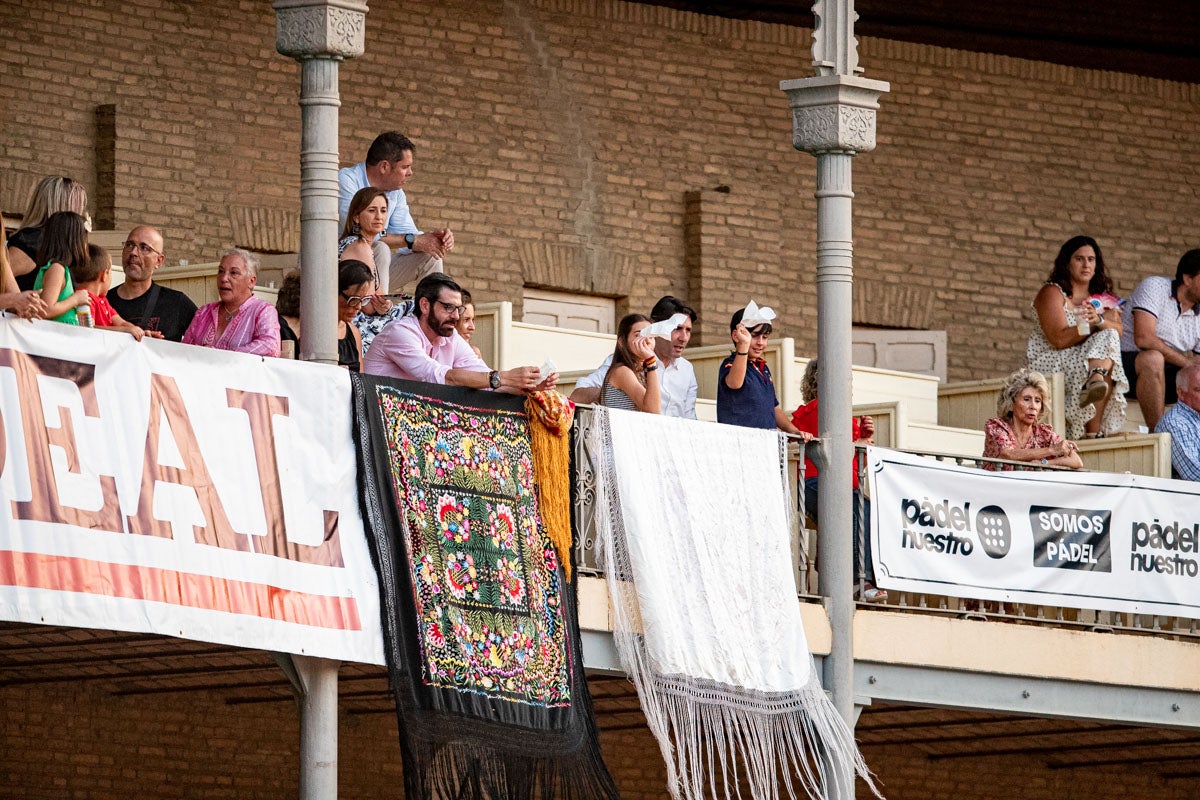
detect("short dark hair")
[414,273,462,318]
[35,211,89,270]
[649,295,697,323]
[71,243,111,285]
[1174,249,1200,294]
[276,270,301,317]
[338,259,375,293]
[365,132,415,167]
[729,307,772,336]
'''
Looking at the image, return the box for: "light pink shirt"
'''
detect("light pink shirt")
[182,297,281,357]
[363,313,488,383]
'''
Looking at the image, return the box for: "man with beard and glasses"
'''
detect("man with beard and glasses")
[364,273,557,393]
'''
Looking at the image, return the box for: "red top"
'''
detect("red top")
[88,292,117,327]
[790,398,863,489]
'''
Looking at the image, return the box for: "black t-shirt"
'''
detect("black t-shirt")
[107,283,198,342]
[8,226,42,292]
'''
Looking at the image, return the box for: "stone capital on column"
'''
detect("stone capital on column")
[274,0,368,60]
[779,74,890,156]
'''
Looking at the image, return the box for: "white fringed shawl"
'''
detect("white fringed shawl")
[587,407,876,800]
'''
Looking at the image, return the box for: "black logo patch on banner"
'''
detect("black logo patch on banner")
[1029,505,1112,572]
[975,505,1012,559]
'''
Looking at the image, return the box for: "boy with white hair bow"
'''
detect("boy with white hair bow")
[717,301,809,438]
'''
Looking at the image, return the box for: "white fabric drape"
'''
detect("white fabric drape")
[587,407,875,800]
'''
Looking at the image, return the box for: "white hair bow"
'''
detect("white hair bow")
[741,300,776,328]
[639,313,688,340]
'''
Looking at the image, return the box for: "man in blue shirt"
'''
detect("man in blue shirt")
[338,131,454,292]
[716,307,807,438]
[1155,362,1200,482]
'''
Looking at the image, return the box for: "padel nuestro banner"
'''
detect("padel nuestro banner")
[0,315,383,664]
[868,446,1200,617]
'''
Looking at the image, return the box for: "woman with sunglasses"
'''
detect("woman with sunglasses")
[336,259,375,372]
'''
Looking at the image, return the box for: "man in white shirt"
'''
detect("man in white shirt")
[338,131,453,292]
[1120,250,1200,430]
[570,296,698,418]
[365,274,556,393]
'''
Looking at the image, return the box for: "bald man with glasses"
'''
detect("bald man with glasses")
[107,225,197,341]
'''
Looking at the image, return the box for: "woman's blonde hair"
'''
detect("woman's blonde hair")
[800,358,819,403]
[23,176,88,228]
[997,368,1051,421]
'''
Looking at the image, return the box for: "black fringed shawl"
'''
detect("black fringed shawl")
[351,374,619,800]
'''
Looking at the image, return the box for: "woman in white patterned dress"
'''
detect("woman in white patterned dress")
[1027,235,1128,439]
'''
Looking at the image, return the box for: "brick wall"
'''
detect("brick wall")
[4,682,1197,799]
[1,0,1197,375]
[860,743,1199,800]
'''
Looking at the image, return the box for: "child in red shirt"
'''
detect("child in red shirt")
[72,245,147,339]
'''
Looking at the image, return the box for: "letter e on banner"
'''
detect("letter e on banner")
[226,389,343,567]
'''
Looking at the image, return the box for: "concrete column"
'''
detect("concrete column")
[272,5,364,798]
[275,0,368,365]
[782,7,888,797]
[782,67,887,800]
[290,655,342,800]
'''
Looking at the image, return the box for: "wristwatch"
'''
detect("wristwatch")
[404,233,416,249]
[1040,458,1049,465]
[488,370,501,390]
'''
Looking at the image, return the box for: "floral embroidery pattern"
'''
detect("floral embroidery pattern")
[379,388,569,707]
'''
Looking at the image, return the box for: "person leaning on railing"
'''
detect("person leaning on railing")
[598,313,661,414]
[182,249,281,357]
[791,358,885,603]
[0,222,46,318]
[31,211,91,324]
[717,304,811,439]
[983,368,1083,471]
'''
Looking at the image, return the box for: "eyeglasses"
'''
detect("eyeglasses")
[340,292,372,307]
[122,241,162,256]
[437,300,466,316]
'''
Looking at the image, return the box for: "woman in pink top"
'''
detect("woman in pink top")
[183,248,280,357]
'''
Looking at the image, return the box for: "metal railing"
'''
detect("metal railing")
[571,408,1200,641]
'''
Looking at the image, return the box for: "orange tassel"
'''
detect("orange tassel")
[525,391,575,580]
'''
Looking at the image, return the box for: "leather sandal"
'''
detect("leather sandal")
[1078,367,1111,408]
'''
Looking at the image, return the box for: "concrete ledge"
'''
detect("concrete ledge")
[856,610,1200,693]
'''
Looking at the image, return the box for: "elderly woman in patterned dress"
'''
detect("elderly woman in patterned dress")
[182,248,280,357]
[983,369,1083,471]
[1027,235,1128,439]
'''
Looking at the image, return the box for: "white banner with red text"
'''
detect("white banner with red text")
[0,314,384,664]
[868,446,1200,617]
